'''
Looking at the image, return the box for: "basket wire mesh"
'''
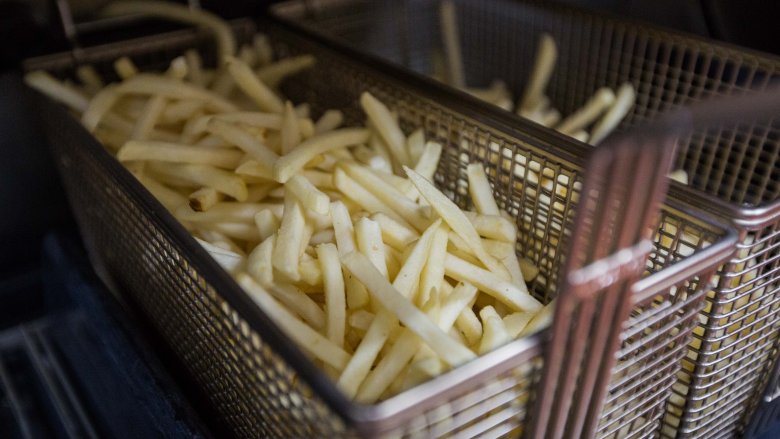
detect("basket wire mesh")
[25,16,737,438]
[271,1,780,436]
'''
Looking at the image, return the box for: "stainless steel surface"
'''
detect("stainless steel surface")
[271,1,780,436]
[25,16,737,438]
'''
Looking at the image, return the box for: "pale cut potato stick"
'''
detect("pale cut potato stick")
[340,163,429,230]
[301,170,334,189]
[418,224,450,307]
[115,74,237,112]
[589,83,636,145]
[355,218,387,277]
[456,306,483,346]
[305,207,333,231]
[238,274,349,369]
[541,108,561,127]
[310,229,335,246]
[225,56,284,113]
[314,109,344,134]
[176,202,280,223]
[273,128,370,183]
[25,71,89,113]
[81,85,120,132]
[669,169,689,185]
[207,119,279,165]
[481,238,516,259]
[464,211,517,243]
[445,253,540,312]
[333,169,412,228]
[166,56,188,80]
[140,176,186,211]
[256,55,316,87]
[349,310,376,331]
[185,49,205,86]
[209,222,260,241]
[355,328,418,403]
[467,163,500,215]
[103,1,236,62]
[360,92,410,167]
[281,102,301,154]
[504,312,534,338]
[245,184,275,203]
[570,130,589,143]
[406,128,426,165]
[518,257,540,282]
[438,282,479,331]
[330,201,369,309]
[254,209,279,241]
[294,103,310,118]
[189,187,221,212]
[198,229,244,255]
[286,175,330,215]
[114,56,138,79]
[519,33,557,112]
[298,224,314,258]
[414,141,443,181]
[153,163,247,201]
[317,243,346,347]
[439,0,465,88]
[162,99,204,124]
[235,160,274,181]
[272,195,306,281]
[406,166,509,278]
[268,283,325,330]
[238,44,258,67]
[195,237,243,273]
[117,140,243,168]
[502,250,526,287]
[253,34,273,66]
[370,213,419,250]
[341,251,475,366]
[478,306,511,355]
[556,87,616,135]
[75,65,103,94]
[519,299,555,336]
[247,235,275,286]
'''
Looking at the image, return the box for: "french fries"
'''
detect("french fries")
[27,23,556,404]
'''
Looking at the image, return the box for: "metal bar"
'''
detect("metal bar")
[0,354,35,439]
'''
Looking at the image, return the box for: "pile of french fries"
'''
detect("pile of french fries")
[26,5,555,403]
[437,0,636,145]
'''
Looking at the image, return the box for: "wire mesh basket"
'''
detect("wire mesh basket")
[271,1,780,436]
[24,17,738,438]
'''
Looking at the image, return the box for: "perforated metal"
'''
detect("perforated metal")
[28,18,732,438]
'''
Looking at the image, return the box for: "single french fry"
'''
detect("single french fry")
[439,0,465,88]
[114,56,138,79]
[438,282,479,331]
[256,55,316,87]
[247,235,275,286]
[518,257,540,282]
[238,274,349,369]
[272,194,306,281]
[117,140,243,168]
[254,209,279,241]
[556,87,616,135]
[519,34,557,112]
[235,160,274,181]
[504,312,534,338]
[370,212,420,250]
[245,184,275,203]
[286,174,330,215]
[331,201,370,309]
[445,253,540,312]
[456,306,482,346]
[281,101,301,154]
[25,70,90,113]
[406,128,426,165]
[310,229,335,246]
[519,299,555,336]
[153,163,247,201]
[467,163,500,215]
[81,85,120,132]
[317,243,346,347]
[418,224,450,307]
[274,128,370,183]
[189,187,221,212]
[195,237,243,273]
[333,168,411,227]
[175,202,277,224]
[464,211,517,243]
[225,56,284,113]
[589,83,636,145]
[355,218,388,277]
[478,306,511,355]
[268,283,325,330]
[207,118,279,165]
[414,143,443,181]
[348,310,376,331]
[360,92,410,167]
[75,65,103,94]
[406,166,509,278]
[355,328,418,403]
[209,222,260,241]
[115,74,237,112]
[314,109,344,134]
[301,169,334,189]
[184,49,205,85]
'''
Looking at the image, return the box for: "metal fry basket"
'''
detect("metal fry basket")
[25,17,738,438]
[271,1,780,436]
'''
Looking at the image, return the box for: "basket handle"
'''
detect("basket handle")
[527,86,780,439]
